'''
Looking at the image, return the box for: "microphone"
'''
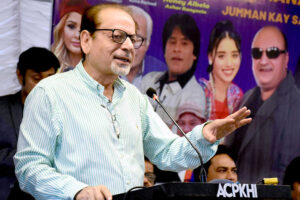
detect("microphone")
[146,88,207,182]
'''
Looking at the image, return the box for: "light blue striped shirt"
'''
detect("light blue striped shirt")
[14,61,219,200]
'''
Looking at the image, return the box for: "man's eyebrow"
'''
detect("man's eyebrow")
[216,166,228,170]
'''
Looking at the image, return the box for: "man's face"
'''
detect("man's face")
[177,112,205,136]
[292,182,300,200]
[131,15,149,70]
[164,27,196,81]
[144,160,155,187]
[81,8,135,77]
[207,154,238,182]
[18,68,56,99]
[252,27,289,93]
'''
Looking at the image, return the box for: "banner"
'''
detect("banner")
[52,0,300,92]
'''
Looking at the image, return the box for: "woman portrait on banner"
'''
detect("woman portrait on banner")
[199,20,243,120]
[51,0,90,72]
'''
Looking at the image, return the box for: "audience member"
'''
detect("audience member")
[199,20,243,120]
[0,47,59,200]
[225,25,300,184]
[194,145,238,183]
[14,4,251,199]
[144,157,156,187]
[141,13,205,126]
[51,0,90,72]
[283,157,300,200]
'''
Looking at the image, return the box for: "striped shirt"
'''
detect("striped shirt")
[14,61,219,200]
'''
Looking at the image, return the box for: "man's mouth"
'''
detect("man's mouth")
[171,57,183,61]
[114,55,131,63]
[259,67,272,72]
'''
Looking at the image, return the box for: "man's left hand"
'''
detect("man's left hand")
[203,107,252,143]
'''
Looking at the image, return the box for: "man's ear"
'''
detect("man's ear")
[193,54,196,61]
[80,30,91,55]
[16,69,23,85]
[284,52,289,70]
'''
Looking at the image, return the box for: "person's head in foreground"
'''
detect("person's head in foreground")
[17,47,60,104]
[204,145,238,183]
[283,157,300,200]
[144,157,156,187]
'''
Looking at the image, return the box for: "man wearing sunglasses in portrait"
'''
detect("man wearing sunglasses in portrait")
[225,25,300,184]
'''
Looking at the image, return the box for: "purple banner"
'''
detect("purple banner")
[52,0,300,92]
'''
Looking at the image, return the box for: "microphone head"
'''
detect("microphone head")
[146,88,157,99]
[208,179,235,184]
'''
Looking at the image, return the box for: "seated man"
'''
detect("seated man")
[283,157,300,200]
[0,47,59,200]
[194,145,238,183]
[144,157,156,187]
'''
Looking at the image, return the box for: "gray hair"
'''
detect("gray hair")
[127,5,153,45]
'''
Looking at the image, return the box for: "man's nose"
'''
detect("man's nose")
[173,42,181,52]
[121,37,134,50]
[259,51,269,65]
[226,171,237,182]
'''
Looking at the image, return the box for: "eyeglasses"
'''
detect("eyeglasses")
[95,29,144,49]
[251,47,286,59]
[145,172,156,184]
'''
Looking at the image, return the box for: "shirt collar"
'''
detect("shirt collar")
[156,66,195,93]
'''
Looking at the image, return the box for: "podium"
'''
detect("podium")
[113,182,291,200]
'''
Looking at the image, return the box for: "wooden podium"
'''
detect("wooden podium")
[113,182,291,200]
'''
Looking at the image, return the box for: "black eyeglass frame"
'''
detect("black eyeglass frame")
[251,47,287,59]
[94,28,144,49]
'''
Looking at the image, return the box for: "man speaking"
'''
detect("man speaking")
[14,4,251,200]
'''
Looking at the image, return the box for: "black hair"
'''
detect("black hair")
[203,145,237,174]
[17,47,60,81]
[162,13,200,72]
[283,157,300,189]
[207,20,241,73]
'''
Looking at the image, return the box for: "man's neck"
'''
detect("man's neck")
[260,74,287,101]
[126,64,142,83]
[260,88,276,101]
[21,90,27,105]
[83,61,116,101]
